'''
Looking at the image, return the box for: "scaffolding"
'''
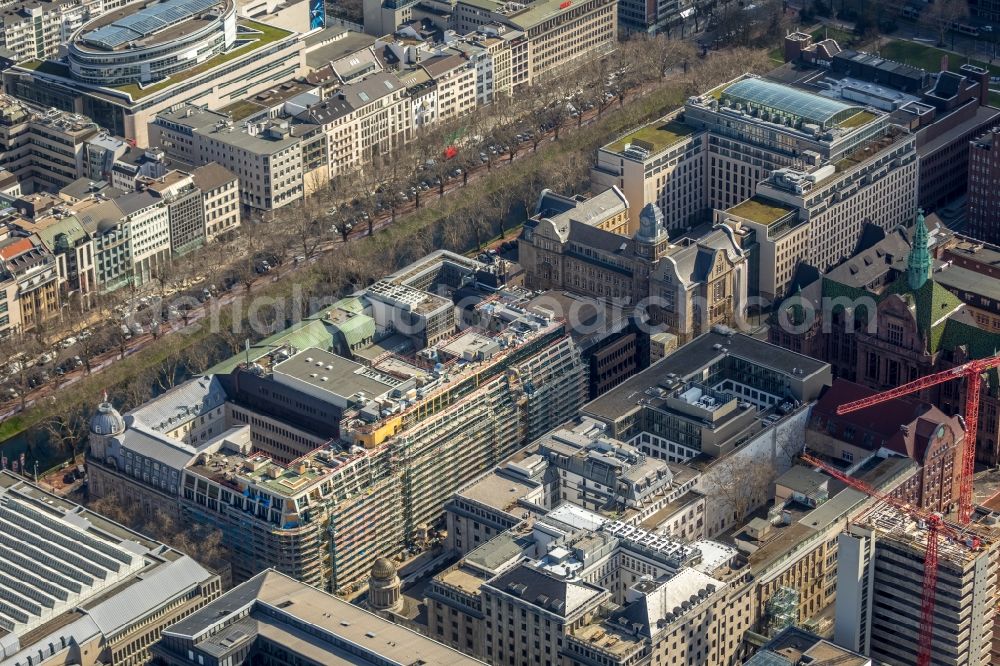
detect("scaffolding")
[765,586,799,636]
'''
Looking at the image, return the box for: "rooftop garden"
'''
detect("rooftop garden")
[837,109,878,129]
[728,196,795,225]
[221,99,266,121]
[112,20,292,101]
[18,59,70,77]
[606,119,696,155]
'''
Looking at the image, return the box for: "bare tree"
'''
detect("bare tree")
[41,408,89,460]
[89,490,231,585]
[922,0,968,46]
[0,336,42,410]
[706,453,777,532]
[280,198,327,260]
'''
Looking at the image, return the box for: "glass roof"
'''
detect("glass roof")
[721,77,865,129]
[83,0,219,49]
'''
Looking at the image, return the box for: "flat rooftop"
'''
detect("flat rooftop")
[605,118,697,156]
[165,570,483,664]
[437,565,490,595]
[457,470,539,514]
[273,348,401,400]
[79,0,231,51]
[582,330,828,422]
[727,197,796,226]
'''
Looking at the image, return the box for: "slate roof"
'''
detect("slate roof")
[299,72,402,124]
[115,421,199,471]
[130,375,227,433]
[114,191,160,216]
[612,568,723,638]
[191,163,237,192]
[486,564,604,617]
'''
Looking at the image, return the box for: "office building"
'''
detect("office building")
[68,0,239,87]
[463,0,616,89]
[770,210,1000,467]
[115,190,170,285]
[594,74,919,298]
[294,72,411,179]
[835,504,998,666]
[0,105,99,194]
[617,0,692,35]
[783,33,1000,211]
[151,106,304,214]
[6,209,98,308]
[0,0,137,63]
[191,163,240,241]
[4,12,306,146]
[86,250,587,593]
[150,569,483,665]
[807,379,964,514]
[432,423,911,664]
[444,417,704,558]
[0,470,221,666]
[968,127,1000,244]
[431,502,747,666]
[744,627,870,666]
[519,189,749,343]
[142,171,206,256]
[0,232,61,335]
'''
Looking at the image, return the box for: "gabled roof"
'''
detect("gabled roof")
[883,277,964,353]
[0,237,34,261]
[812,379,962,463]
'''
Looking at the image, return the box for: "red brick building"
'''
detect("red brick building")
[806,379,964,513]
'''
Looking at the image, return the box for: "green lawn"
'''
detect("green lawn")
[18,59,70,77]
[113,20,291,100]
[881,39,1000,78]
[606,119,696,155]
[838,110,878,129]
[728,197,795,225]
[221,99,266,121]
[811,26,856,46]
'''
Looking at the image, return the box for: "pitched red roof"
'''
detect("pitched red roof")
[811,379,963,464]
[0,237,33,261]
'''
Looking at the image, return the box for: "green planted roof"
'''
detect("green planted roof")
[727,197,795,226]
[606,120,696,156]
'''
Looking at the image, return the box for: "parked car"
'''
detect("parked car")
[59,336,77,348]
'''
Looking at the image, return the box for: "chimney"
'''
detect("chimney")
[783,32,811,64]
[960,63,990,107]
[940,53,949,73]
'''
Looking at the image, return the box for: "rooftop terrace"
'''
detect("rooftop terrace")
[727,197,796,226]
[605,119,697,156]
[112,20,291,100]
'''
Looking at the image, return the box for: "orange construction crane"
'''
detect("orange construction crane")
[801,452,987,666]
[835,353,1000,525]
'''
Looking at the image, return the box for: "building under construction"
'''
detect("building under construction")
[88,251,587,594]
[834,504,999,666]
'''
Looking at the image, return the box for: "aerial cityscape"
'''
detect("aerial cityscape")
[0,0,999,663]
